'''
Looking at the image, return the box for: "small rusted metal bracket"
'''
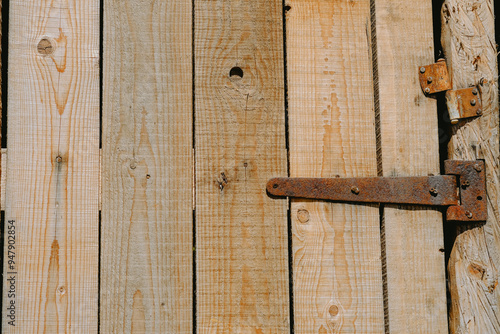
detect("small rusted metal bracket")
[267,160,486,222]
[419,59,452,94]
[445,87,482,124]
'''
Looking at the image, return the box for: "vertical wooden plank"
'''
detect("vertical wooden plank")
[286,0,385,332]
[375,1,448,332]
[195,0,289,332]
[441,0,500,332]
[1,0,100,331]
[100,0,193,332]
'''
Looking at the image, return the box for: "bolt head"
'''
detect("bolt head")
[427,77,433,84]
[351,186,360,195]
[420,67,426,73]
[477,109,483,115]
[424,87,431,94]
[55,156,62,163]
[470,99,477,106]
[472,88,478,95]
[465,211,473,219]
[474,164,482,172]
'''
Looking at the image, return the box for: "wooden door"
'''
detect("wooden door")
[0,0,497,333]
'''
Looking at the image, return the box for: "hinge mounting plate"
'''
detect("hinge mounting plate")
[419,59,452,94]
[267,160,486,222]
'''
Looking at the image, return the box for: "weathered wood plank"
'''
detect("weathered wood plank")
[375,1,448,332]
[1,0,100,331]
[286,0,385,332]
[441,0,500,332]
[100,0,193,332]
[194,0,289,332]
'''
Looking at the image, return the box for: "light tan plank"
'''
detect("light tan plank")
[1,0,100,331]
[195,0,289,332]
[100,0,193,332]
[441,0,500,332]
[286,0,385,332]
[375,1,448,332]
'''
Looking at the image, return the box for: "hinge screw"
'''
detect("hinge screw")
[420,67,426,73]
[477,109,483,115]
[427,77,433,84]
[351,186,360,195]
[424,87,431,94]
[429,188,438,196]
[470,99,477,106]
[472,88,478,95]
[465,211,473,219]
[474,164,482,172]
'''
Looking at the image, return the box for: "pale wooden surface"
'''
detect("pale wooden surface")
[375,1,448,332]
[441,0,500,332]
[100,0,193,332]
[1,0,100,332]
[286,0,385,332]
[194,0,289,332]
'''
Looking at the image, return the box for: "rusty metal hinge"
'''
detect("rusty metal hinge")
[419,60,482,123]
[267,160,486,222]
[419,59,452,94]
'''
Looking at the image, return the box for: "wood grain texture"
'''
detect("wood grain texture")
[286,0,385,332]
[375,1,448,332]
[1,0,100,331]
[100,0,193,332]
[441,1,500,332]
[194,0,289,332]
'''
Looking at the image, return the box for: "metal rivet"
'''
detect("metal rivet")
[465,211,473,219]
[474,164,482,172]
[476,109,483,115]
[420,67,426,73]
[427,77,433,84]
[424,87,431,94]
[351,186,360,195]
[55,156,62,163]
[470,99,477,106]
[472,88,478,95]
[430,188,438,196]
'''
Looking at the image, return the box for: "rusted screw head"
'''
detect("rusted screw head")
[55,156,62,163]
[424,87,431,94]
[420,67,426,73]
[476,109,483,115]
[465,211,473,219]
[474,164,482,172]
[427,77,433,84]
[351,186,360,195]
[472,88,478,95]
[470,99,477,106]
[429,188,438,196]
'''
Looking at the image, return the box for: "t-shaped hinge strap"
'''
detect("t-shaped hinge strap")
[267,160,486,222]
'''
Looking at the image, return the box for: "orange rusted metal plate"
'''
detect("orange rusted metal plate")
[419,59,452,94]
[445,160,487,221]
[267,160,487,222]
[267,175,458,206]
[445,87,482,124]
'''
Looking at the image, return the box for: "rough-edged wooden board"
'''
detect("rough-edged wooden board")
[286,0,385,332]
[194,0,289,332]
[1,0,100,331]
[100,0,193,332]
[441,0,500,332]
[375,1,448,332]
